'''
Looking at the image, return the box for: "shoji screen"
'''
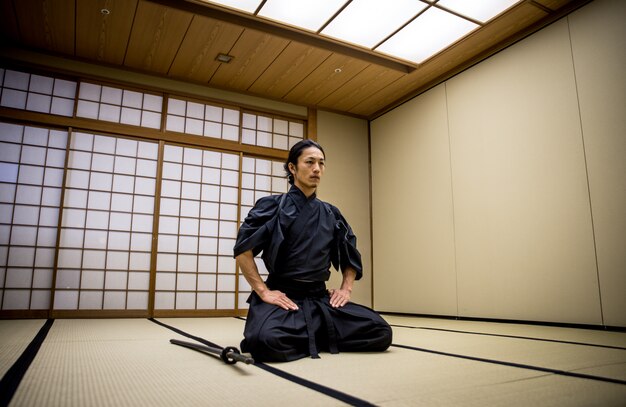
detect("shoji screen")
[1,64,308,317]
[166,97,239,141]
[0,122,67,311]
[238,156,289,308]
[76,82,162,129]
[242,111,304,150]
[0,68,76,117]
[155,145,240,311]
[55,132,159,311]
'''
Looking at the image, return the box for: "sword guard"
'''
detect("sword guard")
[221,346,239,364]
[221,346,255,365]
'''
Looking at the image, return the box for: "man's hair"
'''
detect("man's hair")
[284,139,325,185]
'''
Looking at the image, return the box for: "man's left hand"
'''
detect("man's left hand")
[328,288,351,308]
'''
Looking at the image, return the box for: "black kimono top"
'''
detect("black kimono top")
[233,185,362,282]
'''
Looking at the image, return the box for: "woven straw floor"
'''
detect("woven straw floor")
[1,315,625,406]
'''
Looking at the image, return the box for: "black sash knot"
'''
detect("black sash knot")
[266,275,339,358]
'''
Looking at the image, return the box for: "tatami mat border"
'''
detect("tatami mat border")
[381,313,626,332]
[2,316,625,406]
[151,318,376,406]
[389,323,626,350]
[0,319,54,407]
[390,343,626,386]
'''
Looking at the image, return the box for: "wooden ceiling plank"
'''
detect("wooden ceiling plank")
[247,41,333,99]
[532,0,577,11]
[208,28,289,91]
[75,0,138,65]
[0,0,594,120]
[124,0,193,73]
[168,15,244,82]
[283,53,369,106]
[0,0,20,43]
[146,0,414,74]
[318,65,405,113]
[13,0,75,55]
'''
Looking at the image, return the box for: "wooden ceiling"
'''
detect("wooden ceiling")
[0,0,590,119]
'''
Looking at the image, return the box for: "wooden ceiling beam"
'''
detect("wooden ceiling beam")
[145,0,416,74]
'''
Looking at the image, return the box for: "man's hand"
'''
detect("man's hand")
[237,250,299,311]
[258,289,299,311]
[328,288,351,308]
[329,267,356,308]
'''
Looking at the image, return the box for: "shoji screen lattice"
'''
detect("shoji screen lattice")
[0,123,67,310]
[1,65,307,316]
[55,132,158,311]
[155,145,240,311]
[0,68,76,117]
[76,82,162,129]
[166,97,239,141]
[242,112,304,150]
[238,156,289,308]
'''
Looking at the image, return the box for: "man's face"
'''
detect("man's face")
[289,146,325,192]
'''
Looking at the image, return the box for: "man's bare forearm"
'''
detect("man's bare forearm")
[340,267,357,292]
[236,250,268,296]
[236,250,298,310]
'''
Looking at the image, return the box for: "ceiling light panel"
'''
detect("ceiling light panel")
[376,7,478,64]
[257,0,347,32]
[321,0,428,49]
[437,0,522,23]
[201,0,263,13]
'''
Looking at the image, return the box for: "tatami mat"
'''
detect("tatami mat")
[6,318,337,407]
[387,317,626,380]
[1,316,625,406]
[385,315,626,348]
[0,319,46,377]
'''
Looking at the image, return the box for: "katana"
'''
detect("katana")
[170,338,254,365]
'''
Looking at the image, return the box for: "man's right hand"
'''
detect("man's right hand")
[236,250,298,311]
[258,289,299,311]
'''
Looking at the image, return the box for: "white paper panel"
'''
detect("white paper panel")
[103,291,125,309]
[126,291,148,308]
[53,290,78,309]
[2,290,29,309]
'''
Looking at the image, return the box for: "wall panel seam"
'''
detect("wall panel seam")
[566,15,604,326]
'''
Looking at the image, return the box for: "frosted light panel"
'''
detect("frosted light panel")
[199,0,512,64]
[258,0,346,32]
[203,0,262,13]
[376,7,478,63]
[437,0,522,23]
[322,0,427,48]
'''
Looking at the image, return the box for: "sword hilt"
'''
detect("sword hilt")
[170,339,255,365]
[221,346,255,365]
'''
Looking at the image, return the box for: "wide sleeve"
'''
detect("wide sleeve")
[233,195,280,258]
[329,205,363,280]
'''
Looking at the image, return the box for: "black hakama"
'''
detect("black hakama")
[233,186,392,362]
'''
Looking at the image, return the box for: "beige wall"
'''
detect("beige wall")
[317,111,372,307]
[371,0,625,327]
[447,17,599,325]
[370,84,457,315]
